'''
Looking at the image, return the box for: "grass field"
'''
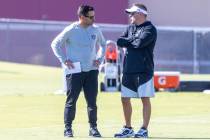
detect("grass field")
[0,61,210,140]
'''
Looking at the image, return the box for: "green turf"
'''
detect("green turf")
[0,61,210,140]
[0,61,62,96]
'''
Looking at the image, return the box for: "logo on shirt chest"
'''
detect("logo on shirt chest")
[135,29,143,37]
[91,34,96,40]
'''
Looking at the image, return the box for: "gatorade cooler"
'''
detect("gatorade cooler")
[154,71,180,91]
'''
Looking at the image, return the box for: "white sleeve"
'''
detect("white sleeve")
[96,28,106,63]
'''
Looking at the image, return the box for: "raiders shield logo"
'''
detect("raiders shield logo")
[91,34,96,40]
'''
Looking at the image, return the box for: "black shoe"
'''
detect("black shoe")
[89,127,102,137]
[64,128,73,137]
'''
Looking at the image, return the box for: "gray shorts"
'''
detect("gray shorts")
[121,73,155,98]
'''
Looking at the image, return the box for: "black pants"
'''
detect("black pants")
[64,70,98,129]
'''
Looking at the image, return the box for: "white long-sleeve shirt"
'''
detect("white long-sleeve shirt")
[51,22,106,72]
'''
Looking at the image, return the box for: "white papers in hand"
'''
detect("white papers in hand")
[65,62,81,74]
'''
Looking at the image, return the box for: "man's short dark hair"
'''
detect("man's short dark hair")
[77,5,94,17]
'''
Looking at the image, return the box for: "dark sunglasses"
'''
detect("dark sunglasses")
[129,12,137,17]
[84,15,95,19]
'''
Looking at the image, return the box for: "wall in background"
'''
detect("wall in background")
[129,0,210,27]
[0,0,128,24]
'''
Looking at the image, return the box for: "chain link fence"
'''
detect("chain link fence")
[0,19,210,73]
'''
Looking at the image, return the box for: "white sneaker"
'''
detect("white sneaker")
[114,126,135,138]
[134,127,148,138]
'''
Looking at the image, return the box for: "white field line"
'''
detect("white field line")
[2,117,209,130]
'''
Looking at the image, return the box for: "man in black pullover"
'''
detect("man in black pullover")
[114,3,157,138]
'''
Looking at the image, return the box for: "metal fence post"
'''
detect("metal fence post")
[193,30,199,74]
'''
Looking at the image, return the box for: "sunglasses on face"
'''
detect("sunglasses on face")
[129,12,138,17]
[84,15,95,19]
